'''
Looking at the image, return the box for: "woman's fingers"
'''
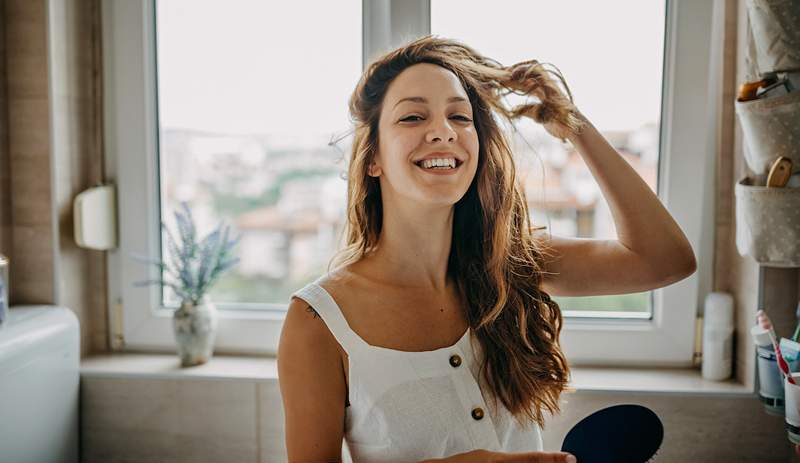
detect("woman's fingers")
[503,451,577,463]
[440,449,576,463]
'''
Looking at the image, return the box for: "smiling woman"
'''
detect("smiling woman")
[278,31,698,462]
[275,35,679,463]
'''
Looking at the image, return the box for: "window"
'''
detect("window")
[154,0,360,309]
[433,0,665,319]
[104,0,715,364]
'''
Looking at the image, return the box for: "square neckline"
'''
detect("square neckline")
[311,282,471,355]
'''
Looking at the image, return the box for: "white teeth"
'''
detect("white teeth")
[419,158,457,169]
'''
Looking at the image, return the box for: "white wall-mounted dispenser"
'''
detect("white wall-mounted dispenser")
[73,184,118,250]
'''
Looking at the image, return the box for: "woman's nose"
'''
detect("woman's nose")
[425,117,457,143]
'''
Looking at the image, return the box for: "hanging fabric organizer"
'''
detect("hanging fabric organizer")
[740,0,800,446]
[735,0,800,268]
[736,91,800,174]
[745,0,800,73]
[735,177,800,267]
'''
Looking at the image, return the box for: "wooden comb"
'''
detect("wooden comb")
[766,157,793,188]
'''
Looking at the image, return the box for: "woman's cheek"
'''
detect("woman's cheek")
[464,132,480,163]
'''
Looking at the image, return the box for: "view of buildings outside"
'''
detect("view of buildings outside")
[155,0,665,315]
[432,0,666,315]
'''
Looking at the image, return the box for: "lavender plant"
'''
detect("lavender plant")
[132,202,240,306]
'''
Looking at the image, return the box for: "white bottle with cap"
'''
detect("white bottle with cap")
[702,292,735,380]
[0,254,8,324]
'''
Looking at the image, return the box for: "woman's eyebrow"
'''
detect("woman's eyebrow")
[393,96,468,108]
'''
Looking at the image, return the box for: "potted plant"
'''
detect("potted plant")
[133,202,240,366]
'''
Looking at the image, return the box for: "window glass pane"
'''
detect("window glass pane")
[432,0,666,315]
[155,0,360,307]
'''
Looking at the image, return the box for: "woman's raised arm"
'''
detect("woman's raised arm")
[534,115,696,297]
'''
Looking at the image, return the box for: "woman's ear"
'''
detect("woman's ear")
[368,155,383,177]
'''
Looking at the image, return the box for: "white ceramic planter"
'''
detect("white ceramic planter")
[172,296,219,367]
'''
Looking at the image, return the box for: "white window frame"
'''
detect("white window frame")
[104,0,715,365]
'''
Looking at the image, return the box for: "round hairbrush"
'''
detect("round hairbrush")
[560,404,663,463]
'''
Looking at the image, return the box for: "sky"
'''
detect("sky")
[156,0,665,137]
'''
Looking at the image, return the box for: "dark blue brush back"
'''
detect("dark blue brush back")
[561,404,663,463]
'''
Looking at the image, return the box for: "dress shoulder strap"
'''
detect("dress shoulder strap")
[291,279,368,354]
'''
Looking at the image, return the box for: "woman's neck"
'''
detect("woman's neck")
[366,201,454,292]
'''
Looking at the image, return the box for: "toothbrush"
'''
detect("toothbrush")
[757,309,796,385]
[792,301,800,342]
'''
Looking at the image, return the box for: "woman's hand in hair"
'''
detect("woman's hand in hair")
[539,109,587,142]
[418,448,577,463]
[502,60,585,143]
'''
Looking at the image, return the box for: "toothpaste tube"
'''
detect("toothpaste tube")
[781,337,800,366]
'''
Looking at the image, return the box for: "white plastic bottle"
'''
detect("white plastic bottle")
[0,254,8,324]
[702,292,734,381]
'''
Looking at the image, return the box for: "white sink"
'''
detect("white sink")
[0,306,79,463]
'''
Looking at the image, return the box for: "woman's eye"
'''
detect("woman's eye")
[399,115,472,122]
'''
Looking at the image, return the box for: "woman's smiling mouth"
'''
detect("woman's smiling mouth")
[413,157,463,174]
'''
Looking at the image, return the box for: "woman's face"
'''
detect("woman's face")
[372,63,480,209]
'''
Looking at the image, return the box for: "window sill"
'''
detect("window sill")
[567,365,753,396]
[80,353,754,396]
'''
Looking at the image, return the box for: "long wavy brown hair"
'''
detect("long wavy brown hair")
[330,35,585,428]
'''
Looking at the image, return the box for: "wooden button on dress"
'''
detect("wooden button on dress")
[449,354,462,367]
[471,407,484,420]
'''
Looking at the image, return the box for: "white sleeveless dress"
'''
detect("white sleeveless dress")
[291,277,544,463]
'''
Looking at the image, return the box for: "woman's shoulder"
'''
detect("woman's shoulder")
[315,262,372,300]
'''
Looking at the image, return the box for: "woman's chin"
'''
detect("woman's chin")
[413,190,468,208]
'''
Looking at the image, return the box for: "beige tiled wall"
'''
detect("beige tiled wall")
[0,3,9,256]
[80,375,797,463]
[5,0,56,304]
[82,377,284,463]
[2,0,108,355]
